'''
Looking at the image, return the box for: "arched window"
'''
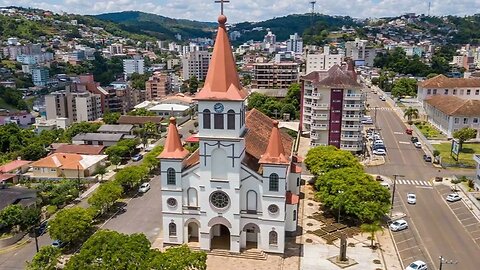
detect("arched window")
[211,148,227,179]
[293,210,297,221]
[246,190,257,213]
[167,168,176,185]
[187,188,198,207]
[269,230,278,245]
[269,173,279,191]
[169,222,177,236]
[214,113,224,129]
[227,109,235,130]
[203,109,211,129]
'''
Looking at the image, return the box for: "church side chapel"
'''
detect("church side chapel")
[157,6,302,254]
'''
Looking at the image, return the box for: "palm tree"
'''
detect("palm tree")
[360,221,383,248]
[404,107,419,123]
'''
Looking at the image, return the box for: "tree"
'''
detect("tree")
[188,76,199,94]
[150,245,207,270]
[49,207,93,245]
[404,107,419,123]
[93,165,107,181]
[0,204,23,231]
[305,145,362,175]
[114,165,148,189]
[130,73,150,90]
[391,78,418,98]
[103,112,120,124]
[26,246,61,270]
[20,143,48,161]
[360,221,383,248]
[88,181,123,215]
[110,155,121,169]
[453,127,477,151]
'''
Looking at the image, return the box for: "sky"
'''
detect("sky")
[1,0,480,23]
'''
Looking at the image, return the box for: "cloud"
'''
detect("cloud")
[1,0,480,22]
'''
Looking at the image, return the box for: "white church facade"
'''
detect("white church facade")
[158,13,302,254]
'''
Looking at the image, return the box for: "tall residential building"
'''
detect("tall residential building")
[306,46,343,73]
[181,50,211,80]
[146,72,171,100]
[109,43,124,55]
[301,64,365,153]
[344,38,378,67]
[251,62,299,90]
[123,56,145,78]
[286,33,303,53]
[31,67,50,87]
[264,30,276,45]
[45,91,103,123]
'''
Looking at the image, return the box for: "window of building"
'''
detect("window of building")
[453,89,457,95]
[433,89,437,95]
[268,204,279,214]
[169,222,176,236]
[214,113,224,129]
[210,191,230,209]
[167,168,176,185]
[269,231,278,245]
[467,90,471,95]
[203,109,211,129]
[293,210,297,221]
[454,118,459,124]
[167,198,177,207]
[227,110,235,130]
[269,173,279,192]
[460,89,464,95]
[427,89,431,95]
[473,118,478,124]
[476,90,480,95]
[444,89,448,95]
[246,190,257,213]
[464,118,468,124]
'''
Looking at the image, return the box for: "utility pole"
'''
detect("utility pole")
[309,1,316,26]
[390,174,405,217]
[337,190,344,223]
[439,255,458,270]
[428,2,431,16]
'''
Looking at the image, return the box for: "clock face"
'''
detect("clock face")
[214,103,224,113]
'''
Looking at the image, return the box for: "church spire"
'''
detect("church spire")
[259,121,290,165]
[158,117,189,159]
[195,14,248,101]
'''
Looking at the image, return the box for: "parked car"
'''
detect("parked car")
[405,260,427,270]
[407,193,416,204]
[376,175,383,181]
[138,182,151,193]
[411,137,419,143]
[373,148,387,155]
[52,240,65,248]
[423,155,432,162]
[380,96,386,101]
[374,139,384,145]
[380,182,390,190]
[36,221,48,236]
[405,128,413,135]
[414,141,422,148]
[446,193,461,202]
[389,219,408,232]
[132,154,143,162]
[373,144,386,150]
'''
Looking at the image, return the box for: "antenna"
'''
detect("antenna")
[309,1,316,26]
[428,1,431,16]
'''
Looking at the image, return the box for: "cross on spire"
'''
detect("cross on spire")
[214,0,230,15]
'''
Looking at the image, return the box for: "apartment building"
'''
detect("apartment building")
[306,46,343,74]
[45,91,102,123]
[301,64,365,153]
[123,56,145,78]
[417,75,480,105]
[345,38,378,67]
[286,33,303,53]
[146,72,171,100]
[251,62,299,90]
[31,67,50,87]
[181,50,211,80]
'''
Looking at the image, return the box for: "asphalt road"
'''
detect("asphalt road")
[365,87,480,270]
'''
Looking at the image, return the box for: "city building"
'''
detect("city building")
[146,72,171,100]
[30,153,107,178]
[301,64,365,152]
[123,55,145,78]
[306,46,344,74]
[53,144,105,155]
[251,62,299,90]
[423,95,480,139]
[97,124,134,135]
[181,50,212,81]
[45,91,103,123]
[417,75,480,105]
[0,111,34,126]
[31,66,50,86]
[345,38,378,67]
[33,117,70,133]
[109,43,124,55]
[158,14,301,254]
[286,33,303,53]
[71,133,127,147]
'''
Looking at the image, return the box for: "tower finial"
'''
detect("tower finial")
[214,0,230,15]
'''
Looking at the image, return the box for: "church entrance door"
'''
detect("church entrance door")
[243,223,260,250]
[210,224,230,250]
[187,222,199,243]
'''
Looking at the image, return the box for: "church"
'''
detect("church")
[158,12,302,254]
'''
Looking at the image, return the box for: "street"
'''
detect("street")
[365,88,480,270]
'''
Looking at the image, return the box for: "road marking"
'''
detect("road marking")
[396,238,415,244]
[416,186,434,189]
[398,246,421,253]
[394,132,404,135]
[414,180,420,185]
[399,141,410,144]
[459,217,477,222]
[406,180,413,185]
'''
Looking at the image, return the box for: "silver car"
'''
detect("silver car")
[389,219,408,232]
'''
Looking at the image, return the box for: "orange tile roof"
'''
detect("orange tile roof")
[31,153,84,169]
[259,121,290,165]
[158,117,190,159]
[419,74,480,88]
[184,149,200,170]
[0,160,32,173]
[425,95,480,116]
[286,191,299,205]
[195,15,248,101]
[55,144,105,155]
[291,163,302,173]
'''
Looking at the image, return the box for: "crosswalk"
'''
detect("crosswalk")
[368,107,394,111]
[396,179,432,186]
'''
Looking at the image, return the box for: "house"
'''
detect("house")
[97,124,134,135]
[0,111,35,126]
[424,95,480,139]
[0,186,37,211]
[53,144,105,155]
[0,160,32,183]
[417,75,480,105]
[30,153,107,178]
[117,115,163,127]
[71,133,127,147]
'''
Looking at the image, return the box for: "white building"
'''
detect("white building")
[181,50,212,81]
[31,67,50,87]
[345,38,378,67]
[286,33,303,53]
[123,56,145,78]
[159,15,301,254]
[417,75,480,105]
[306,46,343,74]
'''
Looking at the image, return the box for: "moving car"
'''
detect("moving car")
[389,219,408,232]
[380,96,386,101]
[52,240,65,248]
[411,137,419,143]
[405,260,427,270]
[423,155,432,162]
[407,193,416,204]
[405,128,413,135]
[138,183,151,193]
[446,193,461,202]
[36,221,48,236]
[414,141,422,148]
[132,154,143,162]
[373,148,387,155]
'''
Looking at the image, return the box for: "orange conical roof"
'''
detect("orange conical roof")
[158,117,189,159]
[259,121,290,165]
[195,15,248,101]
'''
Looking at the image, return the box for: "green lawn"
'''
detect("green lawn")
[433,142,480,167]
[414,121,446,139]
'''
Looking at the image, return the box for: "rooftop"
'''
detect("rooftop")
[0,186,37,210]
[118,115,163,125]
[420,74,480,88]
[72,133,124,142]
[148,103,190,112]
[302,65,361,89]
[31,153,108,170]
[97,124,134,133]
[425,95,480,117]
[55,144,105,155]
[0,160,32,173]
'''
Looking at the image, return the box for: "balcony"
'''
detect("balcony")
[341,134,361,141]
[340,144,363,151]
[303,118,311,124]
[342,124,361,131]
[310,93,322,100]
[344,94,364,100]
[310,133,319,139]
[311,142,327,147]
[344,104,363,111]
[311,113,328,120]
[312,123,328,130]
[342,114,361,120]
[311,103,329,110]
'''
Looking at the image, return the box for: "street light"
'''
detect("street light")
[390,174,405,217]
[439,255,458,270]
[338,190,344,223]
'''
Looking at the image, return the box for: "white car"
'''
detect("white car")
[414,141,422,148]
[407,193,416,204]
[380,182,390,190]
[405,260,427,270]
[446,193,461,202]
[138,183,151,193]
[373,148,386,155]
[389,219,408,232]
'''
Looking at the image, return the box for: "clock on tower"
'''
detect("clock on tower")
[214,103,224,113]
